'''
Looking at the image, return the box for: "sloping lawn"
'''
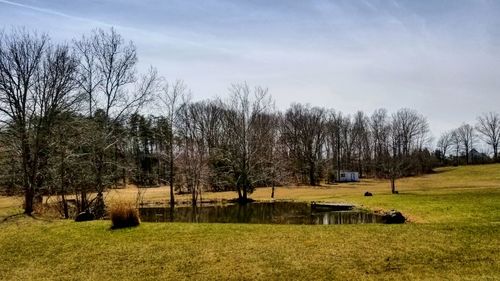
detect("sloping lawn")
[0,164,499,280]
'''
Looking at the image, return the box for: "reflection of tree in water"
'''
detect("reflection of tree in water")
[139,202,383,224]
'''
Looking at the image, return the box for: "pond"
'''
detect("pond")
[139,202,385,225]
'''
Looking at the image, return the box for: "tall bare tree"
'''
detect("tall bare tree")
[391,108,429,157]
[0,29,79,214]
[267,112,288,198]
[222,83,274,202]
[352,111,371,177]
[282,104,327,185]
[457,123,475,165]
[379,109,430,193]
[370,108,390,176]
[450,129,462,165]
[384,115,406,194]
[476,112,500,161]
[158,80,187,208]
[437,131,452,164]
[74,28,158,216]
[326,111,344,182]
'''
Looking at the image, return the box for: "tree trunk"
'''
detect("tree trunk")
[94,154,106,218]
[21,130,34,215]
[237,185,243,201]
[169,180,175,208]
[61,193,69,219]
[337,136,341,183]
[199,187,202,207]
[24,187,34,215]
[191,182,197,207]
[169,140,175,209]
[391,176,396,194]
[309,161,316,186]
[80,190,88,213]
[242,184,248,202]
[60,150,69,219]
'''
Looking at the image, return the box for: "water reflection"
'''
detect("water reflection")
[139,202,383,225]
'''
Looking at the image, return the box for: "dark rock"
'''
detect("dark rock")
[364,192,373,196]
[75,210,95,222]
[382,210,406,224]
[227,197,255,205]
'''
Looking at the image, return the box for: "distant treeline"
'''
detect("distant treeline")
[0,28,498,216]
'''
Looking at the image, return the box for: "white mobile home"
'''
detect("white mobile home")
[338,171,359,182]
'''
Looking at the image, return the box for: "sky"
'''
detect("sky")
[1,0,500,146]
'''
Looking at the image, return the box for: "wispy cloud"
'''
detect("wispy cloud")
[0,0,112,26]
[1,0,499,137]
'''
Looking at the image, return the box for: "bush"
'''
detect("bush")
[110,202,140,229]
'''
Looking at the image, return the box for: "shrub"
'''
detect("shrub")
[110,202,140,229]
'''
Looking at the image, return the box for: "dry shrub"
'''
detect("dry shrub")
[110,202,140,229]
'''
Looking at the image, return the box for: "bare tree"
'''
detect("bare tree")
[457,123,475,165]
[282,104,327,185]
[391,108,430,157]
[476,112,500,161]
[222,83,274,203]
[326,111,344,182]
[437,131,452,164]
[370,108,390,176]
[0,29,79,214]
[352,111,371,178]
[73,34,100,116]
[450,129,462,165]
[377,108,430,193]
[267,112,288,198]
[384,115,407,194]
[157,80,187,208]
[48,113,93,217]
[178,101,216,205]
[74,28,158,216]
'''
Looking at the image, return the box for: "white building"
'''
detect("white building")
[338,171,359,182]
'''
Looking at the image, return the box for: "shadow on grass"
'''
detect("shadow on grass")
[1,213,59,224]
[109,224,141,231]
[0,212,26,223]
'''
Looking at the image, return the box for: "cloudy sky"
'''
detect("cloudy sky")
[1,0,500,141]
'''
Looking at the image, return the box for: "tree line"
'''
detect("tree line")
[0,28,497,217]
[436,113,500,166]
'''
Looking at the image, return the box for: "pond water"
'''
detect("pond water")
[139,202,384,225]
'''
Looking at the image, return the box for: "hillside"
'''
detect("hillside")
[0,164,499,280]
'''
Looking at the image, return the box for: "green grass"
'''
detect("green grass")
[1,164,499,280]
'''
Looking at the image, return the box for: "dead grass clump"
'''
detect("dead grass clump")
[110,202,140,229]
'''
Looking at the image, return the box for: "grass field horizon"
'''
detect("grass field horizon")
[1,164,499,280]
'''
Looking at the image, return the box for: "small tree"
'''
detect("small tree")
[476,112,500,161]
[437,131,452,165]
[381,120,406,194]
[457,123,475,165]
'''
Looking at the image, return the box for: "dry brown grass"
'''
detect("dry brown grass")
[101,164,500,205]
[109,202,140,229]
[2,164,499,222]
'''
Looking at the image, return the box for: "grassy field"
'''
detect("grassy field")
[0,164,499,280]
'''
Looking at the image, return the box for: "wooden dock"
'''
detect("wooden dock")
[311,202,354,211]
